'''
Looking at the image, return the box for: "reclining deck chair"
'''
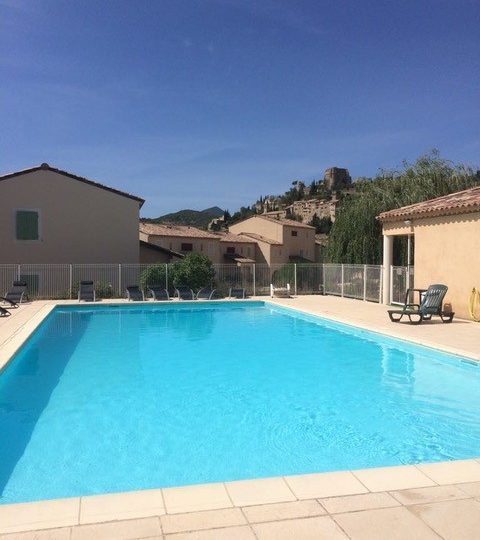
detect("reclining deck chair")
[388,284,454,325]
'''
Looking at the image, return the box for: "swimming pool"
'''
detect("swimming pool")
[1,301,480,504]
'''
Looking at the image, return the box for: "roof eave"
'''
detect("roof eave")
[0,164,145,207]
[378,205,480,223]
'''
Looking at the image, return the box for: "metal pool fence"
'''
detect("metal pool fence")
[0,263,412,304]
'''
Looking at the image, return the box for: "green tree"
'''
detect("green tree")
[171,252,215,291]
[140,265,167,290]
[309,215,333,234]
[326,151,479,264]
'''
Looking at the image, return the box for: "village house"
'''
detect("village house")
[379,185,480,319]
[284,197,338,223]
[139,222,256,265]
[0,163,144,264]
[228,215,316,264]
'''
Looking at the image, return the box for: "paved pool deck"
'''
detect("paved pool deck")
[0,296,479,539]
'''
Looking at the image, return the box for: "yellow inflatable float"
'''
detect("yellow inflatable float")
[469,288,480,322]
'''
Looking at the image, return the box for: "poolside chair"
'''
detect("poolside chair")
[148,286,170,301]
[0,305,10,317]
[126,285,145,301]
[78,281,95,302]
[3,281,28,305]
[196,287,216,300]
[229,287,246,299]
[388,284,454,325]
[175,286,194,300]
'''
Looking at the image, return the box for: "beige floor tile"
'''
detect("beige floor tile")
[0,498,80,534]
[456,481,480,497]
[320,492,400,514]
[284,471,368,499]
[242,500,325,523]
[390,484,469,505]
[0,528,71,540]
[334,506,441,540]
[352,465,435,492]
[160,508,246,534]
[71,517,161,540]
[162,484,232,514]
[253,516,349,540]
[165,525,256,540]
[409,499,480,540]
[80,488,165,524]
[225,477,296,506]
[417,459,480,485]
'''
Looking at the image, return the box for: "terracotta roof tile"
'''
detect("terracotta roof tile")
[214,232,256,243]
[257,215,315,229]
[139,222,220,239]
[378,186,480,222]
[238,232,283,245]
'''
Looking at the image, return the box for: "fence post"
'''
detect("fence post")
[379,266,383,303]
[253,264,256,297]
[389,265,394,304]
[341,264,344,297]
[165,263,168,290]
[363,264,367,301]
[69,264,73,299]
[118,264,122,297]
[17,264,21,280]
[322,264,326,295]
[294,264,297,296]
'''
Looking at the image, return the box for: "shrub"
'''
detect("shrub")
[140,265,167,291]
[171,253,215,291]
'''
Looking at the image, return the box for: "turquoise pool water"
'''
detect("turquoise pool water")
[1,301,480,504]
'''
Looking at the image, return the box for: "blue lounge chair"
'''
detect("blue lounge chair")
[197,287,215,300]
[148,286,170,301]
[388,284,454,324]
[126,286,144,301]
[78,281,95,302]
[2,281,28,305]
[175,286,194,300]
[229,287,246,299]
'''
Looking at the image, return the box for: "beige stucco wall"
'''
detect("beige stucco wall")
[139,244,174,264]
[218,241,256,261]
[0,170,141,263]
[281,225,315,262]
[230,216,283,242]
[382,222,414,236]
[386,212,480,319]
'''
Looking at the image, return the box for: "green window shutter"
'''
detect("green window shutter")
[16,211,39,240]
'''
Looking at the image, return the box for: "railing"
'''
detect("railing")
[0,263,412,304]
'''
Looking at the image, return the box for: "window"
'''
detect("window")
[16,210,39,240]
[226,246,235,254]
[291,230,298,237]
[181,243,193,251]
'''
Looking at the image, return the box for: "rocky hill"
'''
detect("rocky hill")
[143,207,224,229]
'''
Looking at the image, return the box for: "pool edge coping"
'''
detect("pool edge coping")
[1,298,480,533]
[2,460,480,533]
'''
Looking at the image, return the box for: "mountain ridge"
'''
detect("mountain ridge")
[142,206,224,229]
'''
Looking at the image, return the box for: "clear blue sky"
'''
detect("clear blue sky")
[1,0,479,216]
